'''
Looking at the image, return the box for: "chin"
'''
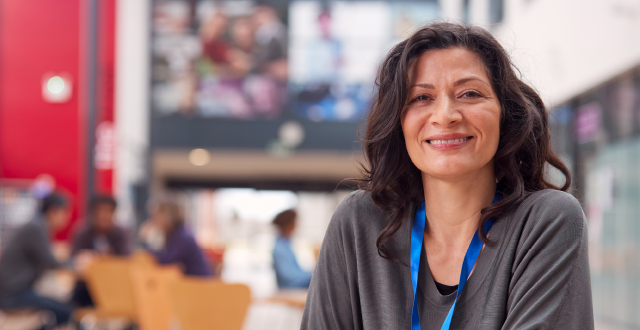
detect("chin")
[422,162,481,180]
[426,169,470,180]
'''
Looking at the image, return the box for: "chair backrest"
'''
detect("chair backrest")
[130,266,182,330]
[83,256,137,319]
[168,279,251,330]
[131,250,158,268]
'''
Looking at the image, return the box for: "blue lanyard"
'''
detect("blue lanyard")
[410,192,501,330]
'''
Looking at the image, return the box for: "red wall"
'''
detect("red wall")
[0,0,116,240]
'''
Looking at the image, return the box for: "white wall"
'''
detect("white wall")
[493,0,640,106]
[114,0,151,226]
[438,0,640,106]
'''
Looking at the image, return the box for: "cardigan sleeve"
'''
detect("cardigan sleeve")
[301,195,362,330]
[502,191,594,330]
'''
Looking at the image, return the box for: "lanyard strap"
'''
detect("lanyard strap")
[410,192,501,330]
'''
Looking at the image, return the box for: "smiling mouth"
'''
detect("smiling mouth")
[426,136,473,145]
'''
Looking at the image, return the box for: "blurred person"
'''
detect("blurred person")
[0,193,75,328]
[226,17,254,75]
[294,8,342,119]
[302,23,593,329]
[307,9,342,84]
[251,4,286,77]
[200,11,231,66]
[71,195,129,256]
[232,17,254,53]
[237,4,287,117]
[139,199,212,277]
[70,195,130,307]
[272,209,312,289]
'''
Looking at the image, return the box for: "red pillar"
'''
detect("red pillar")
[0,0,117,240]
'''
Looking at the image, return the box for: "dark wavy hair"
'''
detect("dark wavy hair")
[355,22,571,262]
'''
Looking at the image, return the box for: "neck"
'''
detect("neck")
[422,164,496,248]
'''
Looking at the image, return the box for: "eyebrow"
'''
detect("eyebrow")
[453,77,485,87]
[410,77,487,89]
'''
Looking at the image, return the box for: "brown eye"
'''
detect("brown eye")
[462,91,482,98]
[412,95,431,103]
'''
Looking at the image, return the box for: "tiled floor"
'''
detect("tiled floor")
[595,320,637,330]
[242,303,304,330]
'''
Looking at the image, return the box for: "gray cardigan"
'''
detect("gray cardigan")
[301,189,594,329]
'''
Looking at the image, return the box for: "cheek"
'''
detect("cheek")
[401,109,422,144]
[471,107,501,153]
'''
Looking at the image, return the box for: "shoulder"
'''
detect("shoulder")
[20,219,47,237]
[70,226,92,249]
[512,189,586,245]
[333,190,384,223]
[109,225,128,238]
[273,238,291,254]
[518,189,584,223]
[12,220,49,249]
[330,190,389,234]
[179,228,200,247]
[522,189,582,210]
[73,226,91,239]
[324,189,401,256]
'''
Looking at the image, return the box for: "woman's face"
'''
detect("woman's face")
[401,47,501,181]
[151,208,170,234]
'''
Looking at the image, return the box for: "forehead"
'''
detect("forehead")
[409,47,489,84]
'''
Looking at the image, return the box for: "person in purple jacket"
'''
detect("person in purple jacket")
[140,199,212,277]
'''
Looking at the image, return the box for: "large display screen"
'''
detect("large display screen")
[151,0,439,122]
[289,1,438,121]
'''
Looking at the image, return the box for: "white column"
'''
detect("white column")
[439,0,465,22]
[113,0,150,226]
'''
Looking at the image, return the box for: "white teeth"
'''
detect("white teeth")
[428,137,471,144]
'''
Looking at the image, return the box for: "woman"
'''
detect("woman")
[302,23,593,329]
[141,199,212,277]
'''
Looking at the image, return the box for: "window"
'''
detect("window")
[462,0,470,25]
[489,0,504,24]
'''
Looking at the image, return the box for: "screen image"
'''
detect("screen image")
[152,1,288,119]
[151,0,439,122]
[289,1,439,121]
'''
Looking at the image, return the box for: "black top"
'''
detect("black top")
[434,280,458,296]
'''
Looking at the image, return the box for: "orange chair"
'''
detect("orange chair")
[130,250,158,268]
[81,256,138,321]
[130,266,182,330]
[168,279,251,330]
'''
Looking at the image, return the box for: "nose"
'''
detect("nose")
[428,95,462,127]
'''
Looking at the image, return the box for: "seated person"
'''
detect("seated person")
[70,195,130,306]
[0,193,74,327]
[140,199,212,277]
[272,209,312,289]
[72,195,130,256]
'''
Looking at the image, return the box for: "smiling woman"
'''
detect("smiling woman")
[301,23,593,330]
